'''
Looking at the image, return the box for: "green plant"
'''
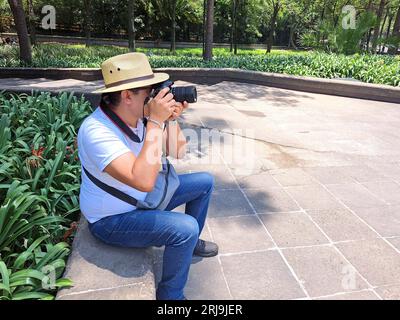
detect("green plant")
[1,44,398,86]
[333,12,376,55]
[0,91,92,300]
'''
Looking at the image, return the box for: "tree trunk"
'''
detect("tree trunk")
[332,0,340,27]
[289,27,297,49]
[186,22,190,42]
[203,0,214,61]
[379,8,389,53]
[291,33,297,49]
[380,9,388,39]
[389,5,400,54]
[8,0,32,64]
[266,1,279,54]
[366,28,373,51]
[84,0,92,47]
[320,3,325,21]
[26,0,36,46]
[288,25,295,48]
[234,0,238,54]
[386,15,393,39]
[371,0,387,53]
[230,0,236,53]
[128,0,136,52]
[170,0,176,53]
[202,0,206,55]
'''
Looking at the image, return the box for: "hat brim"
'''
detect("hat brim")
[93,72,170,94]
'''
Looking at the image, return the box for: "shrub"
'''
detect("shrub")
[0,92,92,300]
[0,44,398,86]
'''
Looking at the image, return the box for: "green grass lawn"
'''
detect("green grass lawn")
[1,43,399,86]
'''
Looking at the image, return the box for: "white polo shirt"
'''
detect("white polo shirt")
[77,107,148,224]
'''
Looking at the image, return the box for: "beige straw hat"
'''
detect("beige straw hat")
[93,52,169,94]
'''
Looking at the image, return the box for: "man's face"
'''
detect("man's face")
[121,86,153,118]
[135,86,152,104]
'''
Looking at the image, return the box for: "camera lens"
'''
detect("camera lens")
[171,86,197,103]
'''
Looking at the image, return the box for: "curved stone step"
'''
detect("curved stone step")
[56,216,156,300]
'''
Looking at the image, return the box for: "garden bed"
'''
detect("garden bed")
[1,44,399,87]
[0,92,92,300]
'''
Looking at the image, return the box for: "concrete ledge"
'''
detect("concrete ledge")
[0,67,102,81]
[2,88,101,108]
[0,78,102,107]
[56,216,156,300]
[1,67,399,103]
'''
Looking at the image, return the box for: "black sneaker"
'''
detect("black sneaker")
[193,239,219,257]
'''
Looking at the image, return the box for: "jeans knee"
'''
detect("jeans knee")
[199,172,214,192]
[171,215,199,246]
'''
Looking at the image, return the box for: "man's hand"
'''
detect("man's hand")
[147,87,175,123]
[168,101,189,121]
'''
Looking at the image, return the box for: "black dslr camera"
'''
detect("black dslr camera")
[151,80,197,104]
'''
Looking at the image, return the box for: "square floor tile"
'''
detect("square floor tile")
[375,285,400,300]
[314,290,379,300]
[285,185,345,211]
[220,251,306,299]
[326,183,386,209]
[185,257,232,300]
[282,246,369,297]
[259,212,329,247]
[236,172,281,189]
[209,190,254,218]
[244,187,301,213]
[336,239,400,287]
[361,181,400,205]
[208,216,274,254]
[304,166,357,185]
[270,168,317,186]
[354,206,400,237]
[307,209,377,242]
[388,237,400,251]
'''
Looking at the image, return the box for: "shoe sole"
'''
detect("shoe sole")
[193,250,219,258]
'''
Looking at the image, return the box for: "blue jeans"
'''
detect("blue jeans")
[88,172,214,300]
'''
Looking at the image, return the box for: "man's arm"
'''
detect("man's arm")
[105,121,164,192]
[104,87,174,192]
[164,120,187,159]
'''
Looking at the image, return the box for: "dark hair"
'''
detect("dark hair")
[100,88,141,109]
[100,91,121,109]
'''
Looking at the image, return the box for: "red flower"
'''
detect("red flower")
[31,146,45,157]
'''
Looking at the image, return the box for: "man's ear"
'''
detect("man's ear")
[121,90,133,104]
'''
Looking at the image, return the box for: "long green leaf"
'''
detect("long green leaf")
[35,242,69,270]
[13,235,50,271]
[12,292,54,300]
[0,261,10,297]
[45,151,65,190]
[9,269,45,282]
[55,278,73,288]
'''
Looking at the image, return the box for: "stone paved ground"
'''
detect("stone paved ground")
[2,77,400,299]
[154,80,400,300]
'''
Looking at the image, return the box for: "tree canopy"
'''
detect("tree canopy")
[1,0,399,59]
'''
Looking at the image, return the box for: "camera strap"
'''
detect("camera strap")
[82,166,138,206]
[100,105,144,143]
